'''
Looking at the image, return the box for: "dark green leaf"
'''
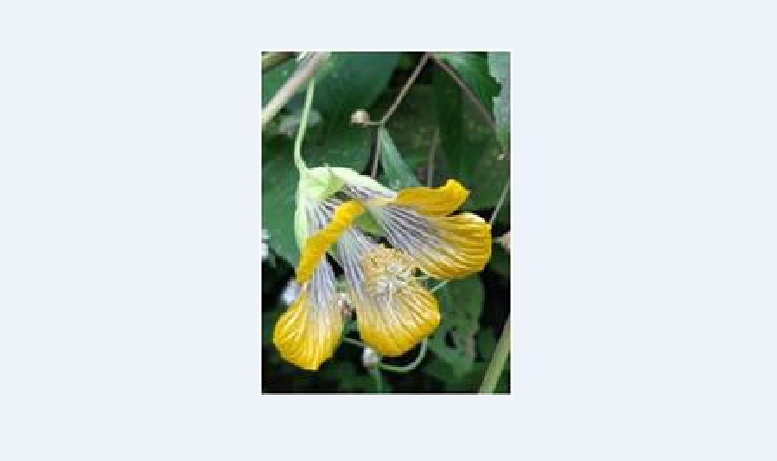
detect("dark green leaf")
[378,127,421,189]
[276,109,322,138]
[433,68,509,211]
[433,68,465,172]
[311,52,399,129]
[262,128,371,266]
[376,85,440,182]
[261,139,299,266]
[428,275,484,377]
[434,52,500,114]
[262,59,297,106]
[487,242,510,278]
[488,52,510,148]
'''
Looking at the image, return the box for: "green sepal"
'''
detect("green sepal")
[353,212,384,237]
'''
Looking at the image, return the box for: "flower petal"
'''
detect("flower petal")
[273,261,344,371]
[376,205,492,279]
[356,281,440,357]
[296,200,365,283]
[336,232,440,357]
[392,179,469,216]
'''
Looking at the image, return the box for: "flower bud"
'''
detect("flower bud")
[262,229,270,261]
[361,346,381,368]
[498,231,510,254]
[281,279,302,306]
[350,109,371,126]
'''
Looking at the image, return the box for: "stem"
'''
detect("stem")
[431,53,510,163]
[430,280,449,293]
[489,182,510,226]
[262,52,294,72]
[262,52,328,127]
[370,132,381,178]
[292,79,316,172]
[481,180,512,392]
[342,336,367,348]
[427,128,439,186]
[478,314,511,393]
[430,54,497,134]
[379,339,428,373]
[379,53,430,125]
[369,367,385,393]
[369,53,430,179]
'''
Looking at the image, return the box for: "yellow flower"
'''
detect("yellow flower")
[272,197,345,371]
[343,178,492,279]
[273,168,492,371]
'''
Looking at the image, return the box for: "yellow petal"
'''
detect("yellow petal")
[376,205,492,280]
[419,212,492,279]
[345,246,441,357]
[295,200,365,283]
[272,291,344,371]
[354,283,440,357]
[392,179,469,216]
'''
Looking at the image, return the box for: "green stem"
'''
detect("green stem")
[478,314,510,393]
[379,339,427,373]
[293,79,315,173]
[430,280,449,293]
[342,336,366,348]
[369,367,385,393]
[489,182,510,226]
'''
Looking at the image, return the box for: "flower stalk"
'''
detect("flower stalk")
[478,313,510,393]
[378,339,428,373]
[293,78,315,173]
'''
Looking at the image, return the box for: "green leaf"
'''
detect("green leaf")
[311,52,399,129]
[428,275,484,377]
[276,109,322,138]
[262,128,371,267]
[433,68,464,170]
[262,139,299,266]
[433,68,509,212]
[434,52,500,114]
[378,127,421,189]
[488,52,510,148]
[487,242,510,278]
[376,85,440,182]
[352,212,384,237]
[262,59,297,106]
[305,126,371,170]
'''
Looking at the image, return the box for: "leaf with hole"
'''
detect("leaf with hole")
[428,275,484,377]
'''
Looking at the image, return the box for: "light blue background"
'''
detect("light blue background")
[1,1,776,460]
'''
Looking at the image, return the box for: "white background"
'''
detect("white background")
[1,1,776,459]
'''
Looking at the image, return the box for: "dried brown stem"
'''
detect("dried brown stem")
[370,53,431,178]
[262,52,328,127]
[430,54,497,133]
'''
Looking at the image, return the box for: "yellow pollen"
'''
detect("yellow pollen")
[361,247,417,304]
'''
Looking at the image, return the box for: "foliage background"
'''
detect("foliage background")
[262,52,510,393]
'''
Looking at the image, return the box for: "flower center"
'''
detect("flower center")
[361,246,416,306]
